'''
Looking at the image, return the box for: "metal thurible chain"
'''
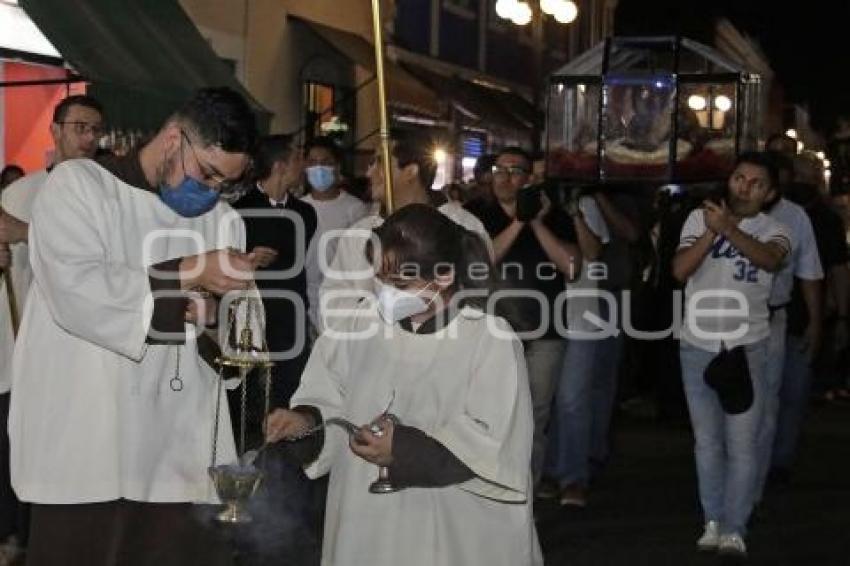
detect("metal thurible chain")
[211,366,224,468]
[240,367,248,457]
[169,347,184,392]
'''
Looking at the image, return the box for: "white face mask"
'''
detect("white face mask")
[375,280,437,324]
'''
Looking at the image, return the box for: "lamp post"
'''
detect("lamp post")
[494,1,580,152]
[495,0,579,26]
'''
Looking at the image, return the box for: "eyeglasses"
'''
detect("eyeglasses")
[57,121,105,137]
[180,130,240,193]
[492,165,530,178]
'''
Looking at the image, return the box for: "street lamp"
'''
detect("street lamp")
[495,0,518,20]
[554,1,578,23]
[511,2,533,25]
[496,0,579,26]
[687,94,707,111]
[714,95,732,112]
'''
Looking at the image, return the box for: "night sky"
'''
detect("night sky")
[615,0,849,134]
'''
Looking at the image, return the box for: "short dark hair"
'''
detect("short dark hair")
[766,150,794,182]
[252,134,294,181]
[305,136,343,163]
[392,132,437,189]
[52,95,103,124]
[765,133,796,152]
[173,87,257,154]
[1,164,24,186]
[496,146,532,168]
[734,151,779,188]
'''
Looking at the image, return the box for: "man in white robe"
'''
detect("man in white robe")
[8,88,258,566]
[317,133,492,331]
[0,94,104,561]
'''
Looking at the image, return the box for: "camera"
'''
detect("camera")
[516,183,545,221]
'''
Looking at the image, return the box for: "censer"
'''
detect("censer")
[208,290,273,524]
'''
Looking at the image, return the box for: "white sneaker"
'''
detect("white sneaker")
[696,521,720,551]
[718,532,747,557]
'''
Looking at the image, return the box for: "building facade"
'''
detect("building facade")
[181,0,617,181]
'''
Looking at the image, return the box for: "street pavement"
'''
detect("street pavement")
[536,403,850,565]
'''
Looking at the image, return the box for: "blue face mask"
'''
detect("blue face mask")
[159,176,219,217]
[306,165,336,192]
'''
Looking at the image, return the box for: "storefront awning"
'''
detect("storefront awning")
[19,0,271,132]
[299,19,444,119]
[401,61,540,137]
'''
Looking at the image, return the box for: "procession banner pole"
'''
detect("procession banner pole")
[371,0,395,213]
[3,268,19,338]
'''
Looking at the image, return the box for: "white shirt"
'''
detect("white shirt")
[566,196,611,334]
[0,170,48,394]
[292,304,542,566]
[678,209,791,352]
[301,191,370,329]
[767,198,823,306]
[9,159,241,504]
[317,202,492,332]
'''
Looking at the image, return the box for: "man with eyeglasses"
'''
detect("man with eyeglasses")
[0,94,104,562]
[316,132,491,331]
[462,147,581,490]
[8,88,258,566]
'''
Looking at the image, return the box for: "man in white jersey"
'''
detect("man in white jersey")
[318,133,491,331]
[673,152,790,558]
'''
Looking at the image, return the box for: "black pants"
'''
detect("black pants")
[0,392,27,543]
[27,500,235,566]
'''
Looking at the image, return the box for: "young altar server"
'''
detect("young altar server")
[266,204,542,566]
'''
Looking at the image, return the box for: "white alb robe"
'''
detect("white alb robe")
[9,159,241,504]
[0,170,48,394]
[291,304,543,566]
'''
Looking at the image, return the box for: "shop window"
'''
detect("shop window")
[304,81,336,139]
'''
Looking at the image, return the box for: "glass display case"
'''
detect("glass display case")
[546,37,761,184]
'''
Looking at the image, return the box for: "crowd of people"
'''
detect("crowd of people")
[0,88,847,565]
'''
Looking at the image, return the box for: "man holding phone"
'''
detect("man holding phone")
[464,146,581,487]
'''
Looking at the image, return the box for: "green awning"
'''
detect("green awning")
[20,0,271,132]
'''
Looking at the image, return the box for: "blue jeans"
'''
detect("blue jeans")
[679,340,767,535]
[754,311,786,501]
[771,333,812,470]
[526,338,568,484]
[547,338,599,487]
[590,330,623,465]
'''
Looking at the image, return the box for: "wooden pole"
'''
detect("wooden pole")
[371,0,395,213]
[3,268,19,338]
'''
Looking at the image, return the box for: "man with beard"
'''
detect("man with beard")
[9,88,257,566]
[751,152,823,508]
[769,165,850,481]
[673,152,790,558]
